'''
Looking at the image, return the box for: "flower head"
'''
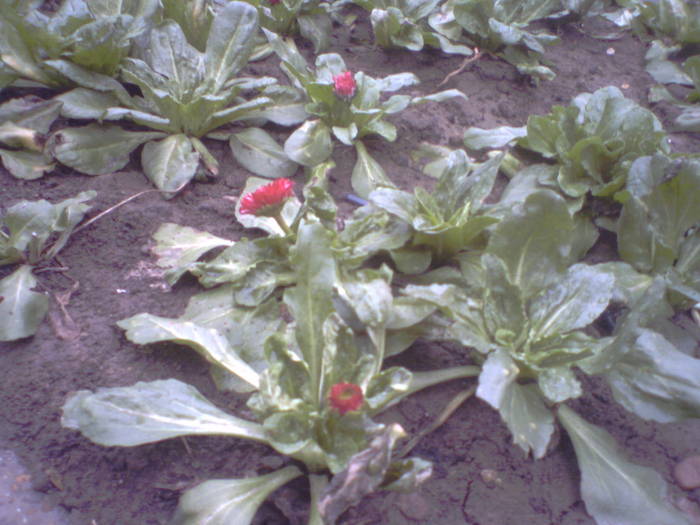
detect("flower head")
[333,71,356,99]
[328,383,363,415]
[239,178,294,217]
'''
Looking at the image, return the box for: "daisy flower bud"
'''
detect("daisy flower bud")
[333,71,356,99]
[328,383,363,415]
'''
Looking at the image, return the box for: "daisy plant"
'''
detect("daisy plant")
[253,29,466,198]
[1,191,95,341]
[395,188,700,525]
[48,2,305,194]
[61,175,480,523]
[243,0,335,54]
[350,0,472,55]
[0,0,158,88]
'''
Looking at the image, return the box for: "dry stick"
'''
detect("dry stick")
[181,436,193,457]
[397,384,477,459]
[72,180,190,236]
[438,48,483,87]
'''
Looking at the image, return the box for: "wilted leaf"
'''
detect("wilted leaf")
[319,424,411,524]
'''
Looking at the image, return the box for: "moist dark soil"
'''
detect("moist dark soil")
[1,8,700,525]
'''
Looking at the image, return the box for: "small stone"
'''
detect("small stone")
[606,47,615,55]
[480,469,502,487]
[674,456,700,489]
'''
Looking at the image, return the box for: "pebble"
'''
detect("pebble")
[480,469,502,487]
[674,456,700,490]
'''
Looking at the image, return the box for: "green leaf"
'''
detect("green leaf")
[0,96,62,134]
[0,15,53,85]
[117,314,260,391]
[477,350,554,458]
[528,264,614,340]
[284,221,337,405]
[352,140,394,199]
[62,379,267,446]
[676,107,700,133]
[297,13,332,53]
[43,59,132,98]
[644,41,692,86]
[1,191,94,263]
[463,125,526,150]
[229,127,297,178]
[55,88,122,119]
[0,149,54,180]
[0,265,49,342]
[537,366,582,403]
[558,404,691,525]
[481,254,526,343]
[204,2,259,90]
[476,348,519,409]
[618,155,700,274]
[607,329,700,423]
[488,191,576,297]
[172,466,303,525]
[141,134,199,193]
[48,124,165,175]
[152,223,233,285]
[284,119,332,167]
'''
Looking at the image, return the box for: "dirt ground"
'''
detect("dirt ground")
[1,7,700,525]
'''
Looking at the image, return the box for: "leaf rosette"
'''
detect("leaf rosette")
[265,30,466,196]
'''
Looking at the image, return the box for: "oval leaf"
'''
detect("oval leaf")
[172,466,302,525]
[141,134,199,193]
[229,128,297,178]
[62,379,266,446]
[0,265,48,341]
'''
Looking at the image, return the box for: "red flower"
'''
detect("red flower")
[328,383,363,415]
[333,71,356,99]
[239,178,294,216]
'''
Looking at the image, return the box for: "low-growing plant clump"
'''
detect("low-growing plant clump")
[1,0,700,524]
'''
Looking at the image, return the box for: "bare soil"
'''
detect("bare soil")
[1,9,700,525]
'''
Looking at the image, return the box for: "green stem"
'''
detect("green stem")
[273,211,294,237]
[307,474,329,525]
[374,365,481,415]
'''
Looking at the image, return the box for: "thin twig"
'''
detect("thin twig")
[73,180,190,236]
[181,437,193,457]
[72,189,158,235]
[397,385,476,458]
[438,48,483,87]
